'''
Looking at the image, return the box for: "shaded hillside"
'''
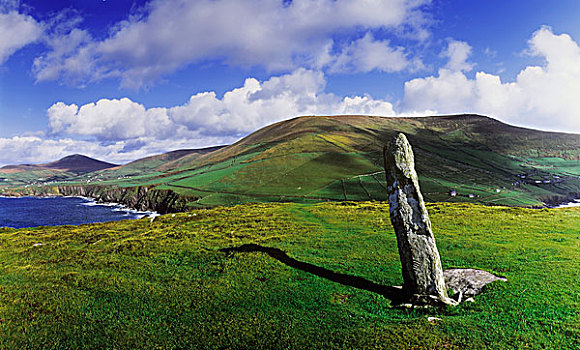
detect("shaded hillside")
[3,115,580,207]
[45,154,117,173]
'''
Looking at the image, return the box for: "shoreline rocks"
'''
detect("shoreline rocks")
[0,184,196,214]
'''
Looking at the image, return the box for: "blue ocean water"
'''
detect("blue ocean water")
[0,196,151,228]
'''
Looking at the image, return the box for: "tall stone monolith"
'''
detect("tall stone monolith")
[384,133,454,305]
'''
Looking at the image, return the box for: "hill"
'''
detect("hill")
[0,148,221,189]
[0,155,118,187]
[0,154,116,174]
[105,146,226,175]
[2,114,580,207]
[100,114,580,207]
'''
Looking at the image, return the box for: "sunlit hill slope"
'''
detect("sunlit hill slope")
[2,114,580,207]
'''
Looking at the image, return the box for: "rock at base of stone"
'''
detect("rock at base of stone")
[394,269,506,308]
[444,268,507,298]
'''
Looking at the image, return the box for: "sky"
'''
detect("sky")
[1,0,580,166]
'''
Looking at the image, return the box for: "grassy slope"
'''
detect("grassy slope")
[0,202,579,349]
[97,115,580,207]
[0,169,78,186]
[3,115,580,207]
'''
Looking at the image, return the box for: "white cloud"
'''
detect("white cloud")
[326,33,419,73]
[0,136,108,165]
[402,27,580,133]
[48,98,176,141]
[0,135,236,167]
[441,39,474,72]
[33,28,93,83]
[403,69,477,113]
[11,68,395,166]
[168,68,395,135]
[49,69,395,142]
[34,0,430,88]
[0,10,42,64]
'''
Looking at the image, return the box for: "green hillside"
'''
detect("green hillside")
[3,115,580,207]
[103,114,580,207]
[1,202,579,349]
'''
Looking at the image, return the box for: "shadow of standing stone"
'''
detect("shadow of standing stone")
[220,133,506,308]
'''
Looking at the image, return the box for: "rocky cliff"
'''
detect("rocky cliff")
[1,185,196,214]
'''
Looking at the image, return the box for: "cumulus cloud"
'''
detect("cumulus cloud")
[0,135,235,166]
[168,68,395,136]
[326,33,420,73]
[48,69,395,143]
[441,39,474,72]
[0,68,396,166]
[33,0,429,88]
[48,98,177,141]
[402,27,580,133]
[0,10,42,64]
[403,69,477,113]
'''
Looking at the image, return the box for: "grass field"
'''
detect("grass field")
[0,201,579,349]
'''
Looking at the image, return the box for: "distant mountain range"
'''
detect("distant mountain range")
[1,115,580,207]
[0,154,117,174]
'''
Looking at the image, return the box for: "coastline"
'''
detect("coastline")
[79,197,157,218]
[552,199,580,208]
[2,193,155,218]
[0,184,196,214]
[0,196,157,228]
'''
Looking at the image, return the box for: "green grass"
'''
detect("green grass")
[0,201,579,349]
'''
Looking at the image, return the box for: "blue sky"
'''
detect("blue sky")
[1,0,580,166]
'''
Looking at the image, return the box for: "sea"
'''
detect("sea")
[0,196,152,228]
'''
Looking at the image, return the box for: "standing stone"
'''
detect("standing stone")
[384,133,455,305]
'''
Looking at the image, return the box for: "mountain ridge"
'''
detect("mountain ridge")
[1,114,580,208]
[0,154,117,174]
